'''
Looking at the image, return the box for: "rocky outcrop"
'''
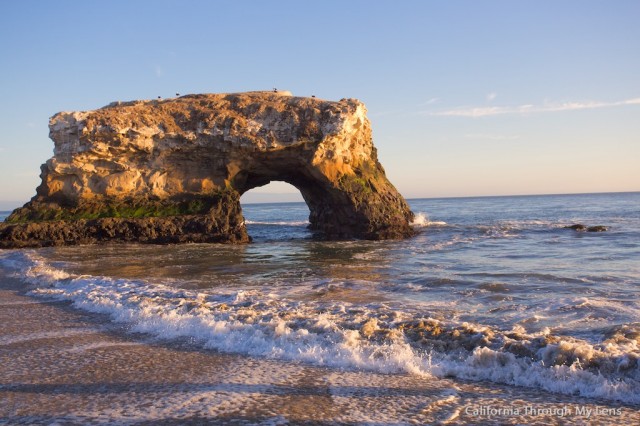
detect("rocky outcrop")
[563,224,608,232]
[1,91,414,247]
[0,191,247,248]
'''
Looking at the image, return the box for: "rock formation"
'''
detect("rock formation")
[563,224,608,232]
[0,91,414,248]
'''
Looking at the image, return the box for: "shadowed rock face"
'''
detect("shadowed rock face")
[0,91,414,247]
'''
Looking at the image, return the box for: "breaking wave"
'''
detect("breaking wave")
[411,213,447,227]
[2,250,638,404]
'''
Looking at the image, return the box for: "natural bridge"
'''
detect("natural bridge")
[0,91,414,248]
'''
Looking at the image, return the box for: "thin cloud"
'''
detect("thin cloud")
[428,97,640,117]
[486,92,497,102]
[418,97,440,106]
[464,133,520,141]
[155,65,164,78]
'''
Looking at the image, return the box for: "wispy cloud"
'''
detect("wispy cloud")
[486,92,497,102]
[418,97,440,106]
[464,133,520,141]
[155,65,164,78]
[427,97,640,118]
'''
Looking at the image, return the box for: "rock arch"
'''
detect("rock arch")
[0,91,414,248]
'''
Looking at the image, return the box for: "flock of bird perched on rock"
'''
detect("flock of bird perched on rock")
[156,90,316,100]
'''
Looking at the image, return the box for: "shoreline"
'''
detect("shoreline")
[1,269,638,425]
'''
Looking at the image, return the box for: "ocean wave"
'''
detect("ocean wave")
[245,220,309,226]
[461,272,592,285]
[473,220,564,234]
[411,213,448,228]
[1,251,639,404]
[410,214,567,241]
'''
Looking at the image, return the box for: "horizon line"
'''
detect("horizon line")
[241,190,639,205]
[1,190,637,210]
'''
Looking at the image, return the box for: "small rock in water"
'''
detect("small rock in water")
[563,224,607,232]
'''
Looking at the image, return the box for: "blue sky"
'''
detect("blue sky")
[1,1,638,208]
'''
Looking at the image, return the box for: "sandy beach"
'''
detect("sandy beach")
[1,268,638,425]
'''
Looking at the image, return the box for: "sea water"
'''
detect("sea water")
[1,192,639,408]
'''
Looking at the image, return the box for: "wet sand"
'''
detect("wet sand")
[1,271,638,425]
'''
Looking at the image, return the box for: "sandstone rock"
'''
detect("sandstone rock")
[1,91,414,247]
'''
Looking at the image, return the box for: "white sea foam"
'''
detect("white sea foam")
[499,219,557,229]
[411,212,447,227]
[64,341,143,353]
[0,329,99,346]
[1,250,639,404]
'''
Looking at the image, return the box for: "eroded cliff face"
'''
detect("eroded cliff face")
[1,91,414,247]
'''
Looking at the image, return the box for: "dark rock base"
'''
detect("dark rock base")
[0,215,250,249]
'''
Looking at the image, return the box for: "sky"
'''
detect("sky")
[0,1,638,209]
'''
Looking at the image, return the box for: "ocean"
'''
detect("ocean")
[1,192,639,424]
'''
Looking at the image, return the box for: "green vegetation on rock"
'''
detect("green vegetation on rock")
[5,190,238,223]
[338,173,374,196]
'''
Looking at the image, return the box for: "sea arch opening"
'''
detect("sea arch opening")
[239,181,305,205]
[230,161,358,240]
[239,181,311,240]
[198,93,412,241]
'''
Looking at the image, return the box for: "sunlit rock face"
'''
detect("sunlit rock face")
[1,91,414,247]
